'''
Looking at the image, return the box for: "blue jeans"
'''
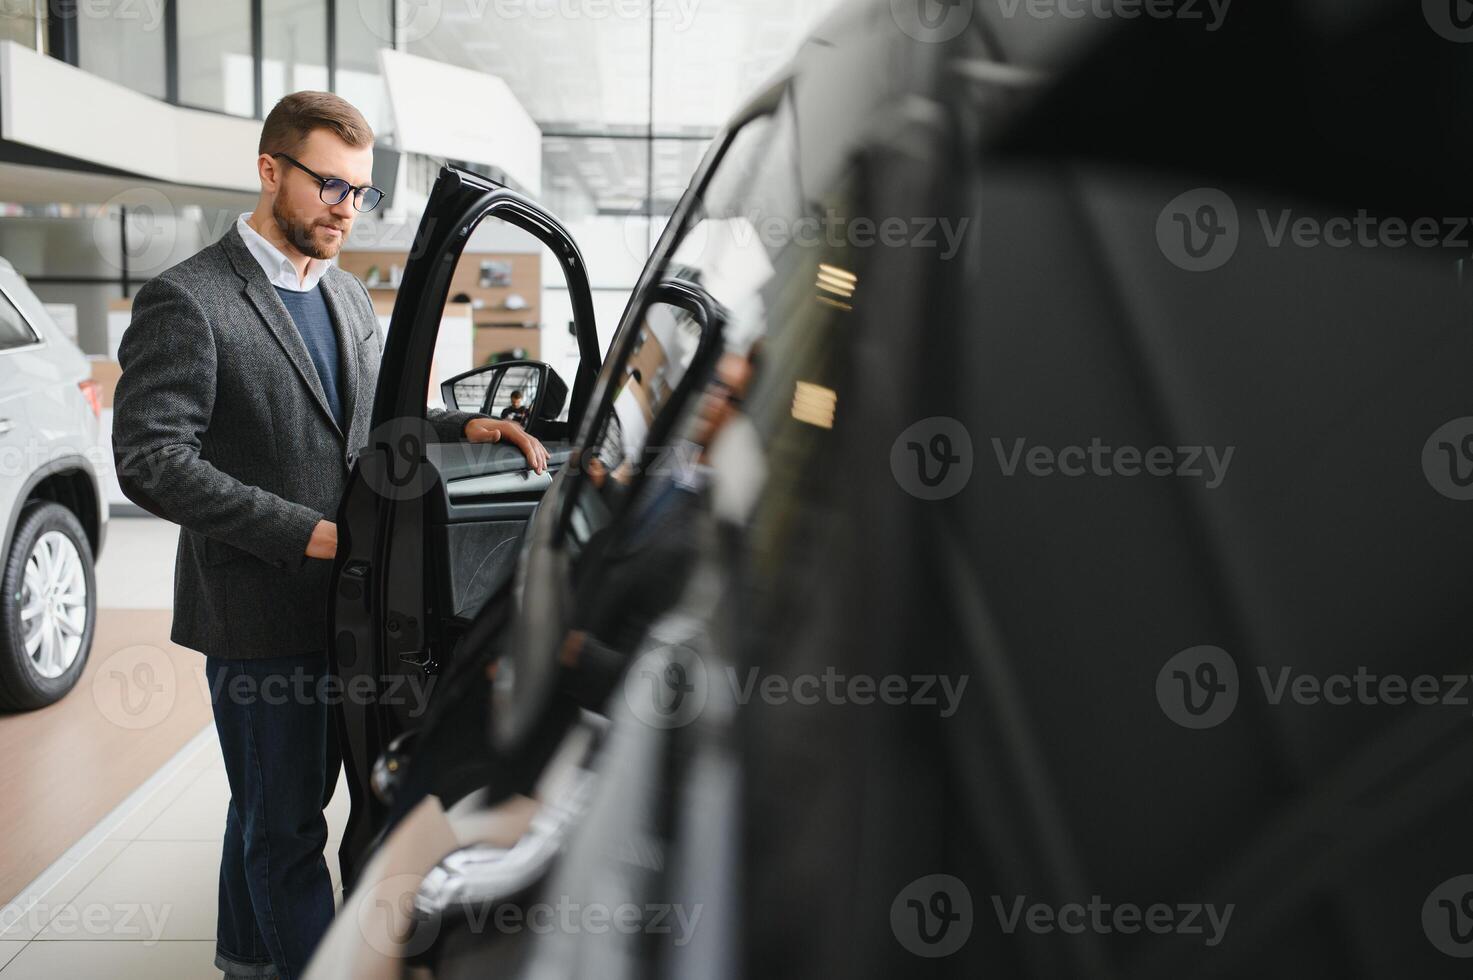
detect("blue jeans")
[205,654,340,980]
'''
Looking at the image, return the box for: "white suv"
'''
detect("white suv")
[0,257,108,711]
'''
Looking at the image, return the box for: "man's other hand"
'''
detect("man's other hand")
[464,418,550,474]
[307,519,338,559]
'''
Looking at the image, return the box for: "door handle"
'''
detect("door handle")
[0,419,11,435]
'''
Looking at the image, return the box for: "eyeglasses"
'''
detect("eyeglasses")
[272,153,384,212]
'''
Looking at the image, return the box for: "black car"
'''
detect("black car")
[316,1,1473,977]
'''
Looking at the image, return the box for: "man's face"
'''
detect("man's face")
[265,128,374,260]
[693,352,752,448]
[511,394,522,407]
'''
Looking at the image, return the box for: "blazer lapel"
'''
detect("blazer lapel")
[221,226,344,439]
[318,272,365,454]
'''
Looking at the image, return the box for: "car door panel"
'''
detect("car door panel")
[330,168,599,889]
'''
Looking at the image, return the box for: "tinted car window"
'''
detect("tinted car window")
[0,289,40,352]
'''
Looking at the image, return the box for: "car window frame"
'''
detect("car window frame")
[0,280,46,355]
[553,77,792,546]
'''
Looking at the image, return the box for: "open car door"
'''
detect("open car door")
[328,167,600,888]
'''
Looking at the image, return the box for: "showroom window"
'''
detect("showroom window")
[50,0,396,121]
[261,0,329,110]
[0,290,40,352]
[75,3,167,100]
[177,1,255,116]
[335,0,392,132]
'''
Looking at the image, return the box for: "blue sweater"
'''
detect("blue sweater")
[274,285,345,431]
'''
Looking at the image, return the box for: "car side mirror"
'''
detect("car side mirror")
[440,360,570,440]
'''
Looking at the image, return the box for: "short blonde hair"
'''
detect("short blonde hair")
[258,91,373,157]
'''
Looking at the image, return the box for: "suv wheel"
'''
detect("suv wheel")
[0,502,96,711]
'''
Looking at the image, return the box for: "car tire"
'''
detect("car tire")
[0,501,97,711]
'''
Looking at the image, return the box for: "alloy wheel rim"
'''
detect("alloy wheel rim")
[19,530,87,679]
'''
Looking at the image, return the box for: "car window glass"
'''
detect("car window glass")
[0,289,40,352]
[560,112,781,560]
[483,365,542,418]
[338,217,578,432]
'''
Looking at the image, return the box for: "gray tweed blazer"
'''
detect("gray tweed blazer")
[112,223,485,659]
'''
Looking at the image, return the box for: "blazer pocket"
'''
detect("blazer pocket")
[205,537,251,566]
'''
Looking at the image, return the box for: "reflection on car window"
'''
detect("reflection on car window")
[486,365,541,423]
[566,94,808,559]
[0,290,39,352]
[571,300,705,558]
[545,103,839,724]
[553,90,815,704]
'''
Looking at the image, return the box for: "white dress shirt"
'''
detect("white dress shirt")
[236,212,330,292]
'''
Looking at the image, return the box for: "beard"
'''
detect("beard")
[271,196,347,260]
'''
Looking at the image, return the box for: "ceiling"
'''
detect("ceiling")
[405,0,845,214]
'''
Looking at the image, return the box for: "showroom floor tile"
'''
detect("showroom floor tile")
[0,723,348,977]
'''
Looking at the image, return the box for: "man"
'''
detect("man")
[111,91,546,980]
[499,389,531,426]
